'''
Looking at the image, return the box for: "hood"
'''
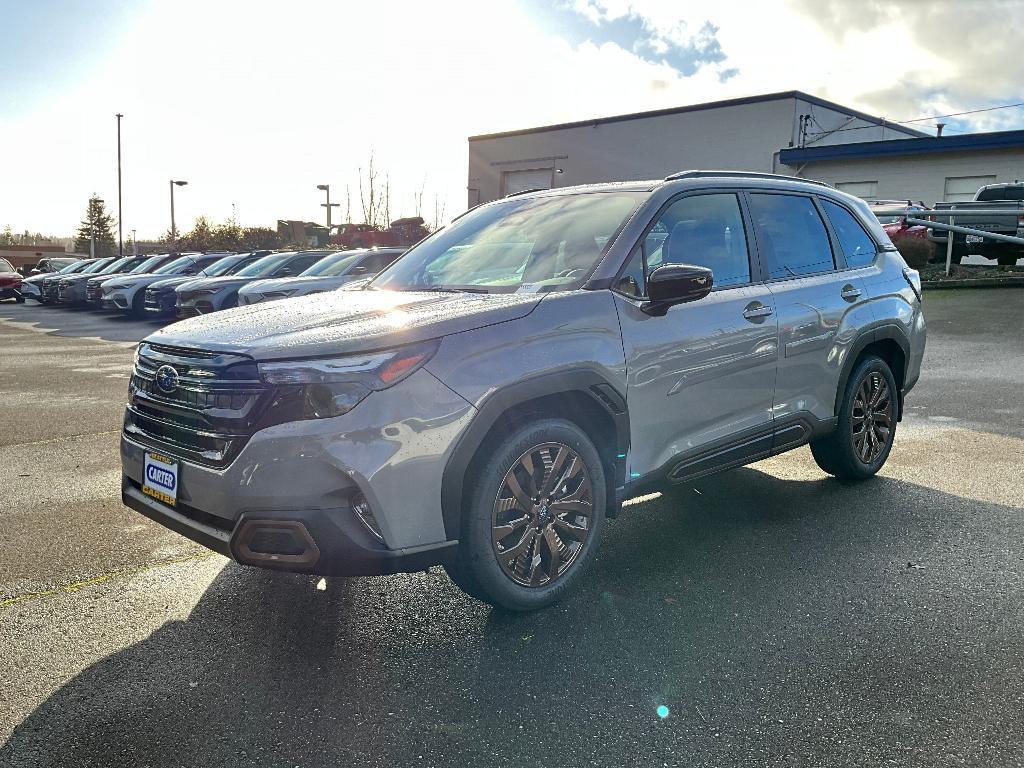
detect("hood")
[103,272,168,289]
[148,275,201,291]
[178,275,255,294]
[65,271,124,284]
[240,275,347,295]
[23,274,48,285]
[147,288,543,360]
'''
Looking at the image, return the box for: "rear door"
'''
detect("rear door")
[615,191,779,479]
[749,192,874,427]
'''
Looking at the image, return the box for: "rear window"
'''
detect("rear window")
[748,194,835,279]
[821,200,877,268]
[976,186,1024,201]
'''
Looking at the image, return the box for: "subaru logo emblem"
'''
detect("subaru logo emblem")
[155,365,179,394]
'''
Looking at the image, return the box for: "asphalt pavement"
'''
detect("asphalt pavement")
[1,290,1022,767]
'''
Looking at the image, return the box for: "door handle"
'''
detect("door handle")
[742,302,774,322]
[841,284,863,302]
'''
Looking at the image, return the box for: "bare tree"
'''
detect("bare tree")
[358,153,391,228]
[432,193,447,232]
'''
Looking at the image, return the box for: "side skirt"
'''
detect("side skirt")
[619,413,836,500]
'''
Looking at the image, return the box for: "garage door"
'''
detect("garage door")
[944,175,997,202]
[502,168,552,196]
[836,181,878,200]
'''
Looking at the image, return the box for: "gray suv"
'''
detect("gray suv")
[120,171,926,611]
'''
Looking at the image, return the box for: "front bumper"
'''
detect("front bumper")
[20,282,42,300]
[120,367,476,576]
[144,289,177,315]
[103,291,132,310]
[0,286,22,300]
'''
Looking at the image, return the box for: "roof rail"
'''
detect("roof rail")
[663,170,834,188]
[504,187,549,198]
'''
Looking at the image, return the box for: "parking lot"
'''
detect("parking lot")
[1,290,1022,766]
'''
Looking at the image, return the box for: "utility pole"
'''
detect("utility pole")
[317,184,339,229]
[131,228,137,256]
[116,113,124,255]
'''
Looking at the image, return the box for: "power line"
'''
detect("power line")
[899,101,1024,123]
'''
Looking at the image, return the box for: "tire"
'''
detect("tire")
[15,294,25,303]
[130,291,146,318]
[811,355,898,482]
[445,418,606,611]
[996,253,1020,266]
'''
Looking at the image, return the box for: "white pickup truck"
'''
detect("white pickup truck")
[928,182,1024,265]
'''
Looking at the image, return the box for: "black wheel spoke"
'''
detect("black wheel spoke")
[492,441,593,588]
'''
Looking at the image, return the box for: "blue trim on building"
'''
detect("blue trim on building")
[780,129,1024,164]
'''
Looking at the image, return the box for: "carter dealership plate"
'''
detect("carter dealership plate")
[142,451,178,507]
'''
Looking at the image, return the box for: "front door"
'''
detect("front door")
[615,191,779,480]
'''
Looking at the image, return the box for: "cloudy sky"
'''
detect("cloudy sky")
[2,0,1022,240]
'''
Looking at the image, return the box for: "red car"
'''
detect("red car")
[870,200,930,243]
[0,257,24,302]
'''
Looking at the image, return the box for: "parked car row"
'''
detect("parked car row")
[9,247,406,318]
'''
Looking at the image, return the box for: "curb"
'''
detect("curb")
[922,277,1024,290]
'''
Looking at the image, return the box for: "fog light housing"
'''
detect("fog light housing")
[351,492,384,541]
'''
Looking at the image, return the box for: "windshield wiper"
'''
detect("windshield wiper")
[419,286,490,294]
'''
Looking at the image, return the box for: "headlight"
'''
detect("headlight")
[116,282,136,289]
[258,340,440,419]
[263,289,297,299]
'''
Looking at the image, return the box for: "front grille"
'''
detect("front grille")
[125,343,269,468]
[86,283,101,300]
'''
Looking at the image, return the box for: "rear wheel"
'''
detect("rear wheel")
[811,355,897,481]
[445,418,605,611]
[996,252,1020,266]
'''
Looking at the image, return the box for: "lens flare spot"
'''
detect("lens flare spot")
[656,705,670,719]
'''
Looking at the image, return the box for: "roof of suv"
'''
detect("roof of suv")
[505,171,838,202]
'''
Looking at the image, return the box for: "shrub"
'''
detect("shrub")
[895,237,933,268]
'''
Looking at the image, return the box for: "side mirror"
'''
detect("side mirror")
[351,265,368,274]
[643,264,713,315]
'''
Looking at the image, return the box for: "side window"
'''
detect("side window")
[820,199,877,268]
[748,194,835,279]
[284,255,320,275]
[615,246,645,298]
[646,193,752,289]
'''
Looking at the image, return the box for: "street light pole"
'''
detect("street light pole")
[317,184,339,230]
[169,179,188,253]
[116,113,124,256]
[131,228,137,256]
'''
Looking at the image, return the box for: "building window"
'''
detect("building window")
[501,168,553,196]
[835,181,879,200]
[944,175,997,203]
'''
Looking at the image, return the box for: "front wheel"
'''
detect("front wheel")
[996,253,1020,266]
[445,418,606,611]
[811,355,898,481]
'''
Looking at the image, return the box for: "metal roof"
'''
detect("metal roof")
[468,90,927,141]
[780,128,1024,164]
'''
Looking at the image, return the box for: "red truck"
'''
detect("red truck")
[0,257,25,302]
[329,217,429,249]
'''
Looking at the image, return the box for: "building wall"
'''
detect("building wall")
[1,245,69,271]
[468,95,921,206]
[785,148,1024,205]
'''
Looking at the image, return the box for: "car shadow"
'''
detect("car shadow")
[3,467,1023,766]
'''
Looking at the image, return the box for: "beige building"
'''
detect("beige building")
[1,245,70,271]
[467,90,1024,207]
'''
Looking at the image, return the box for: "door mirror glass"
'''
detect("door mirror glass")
[645,264,713,313]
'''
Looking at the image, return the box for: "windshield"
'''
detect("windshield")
[372,192,645,293]
[58,261,88,274]
[977,186,1024,201]
[200,255,246,277]
[234,252,297,277]
[0,258,14,272]
[130,255,167,273]
[300,252,363,277]
[874,215,901,225]
[154,255,199,274]
[80,259,114,274]
[97,257,133,274]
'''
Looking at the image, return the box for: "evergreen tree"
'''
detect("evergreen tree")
[74,196,116,257]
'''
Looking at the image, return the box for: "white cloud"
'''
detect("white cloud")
[1,0,1021,238]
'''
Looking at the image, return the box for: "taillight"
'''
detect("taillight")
[902,268,922,301]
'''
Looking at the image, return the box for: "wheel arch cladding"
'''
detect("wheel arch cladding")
[440,370,629,540]
[836,326,908,421]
